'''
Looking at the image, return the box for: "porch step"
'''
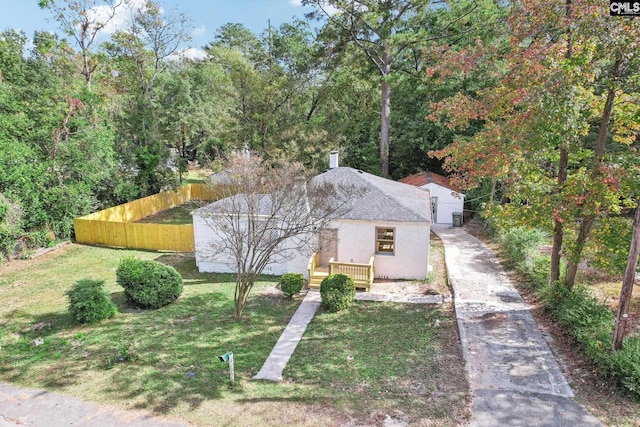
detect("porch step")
[308,271,329,289]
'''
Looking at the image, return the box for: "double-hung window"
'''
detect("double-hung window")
[376,227,395,255]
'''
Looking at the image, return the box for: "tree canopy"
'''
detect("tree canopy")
[2,1,638,329]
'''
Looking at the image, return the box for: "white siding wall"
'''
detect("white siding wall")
[192,214,313,278]
[193,214,430,281]
[424,183,464,224]
[332,219,430,280]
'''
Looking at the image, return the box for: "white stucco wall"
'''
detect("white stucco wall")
[423,183,464,224]
[192,214,313,278]
[331,219,430,280]
[193,214,430,281]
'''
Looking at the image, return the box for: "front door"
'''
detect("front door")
[318,229,338,266]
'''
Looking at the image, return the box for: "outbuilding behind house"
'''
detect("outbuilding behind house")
[400,171,465,225]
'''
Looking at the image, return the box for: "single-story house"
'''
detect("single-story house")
[193,160,432,289]
[399,171,464,225]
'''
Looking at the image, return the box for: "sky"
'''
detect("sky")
[0,0,324,59]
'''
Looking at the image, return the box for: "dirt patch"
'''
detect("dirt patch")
[0,243,74,275]
[428,232,451,296]
[370,280,432,295]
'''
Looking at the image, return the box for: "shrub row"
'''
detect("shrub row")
[278,272,356,312]
[499,226,546,269]
[538,283,640,397]
[66,258,184,325]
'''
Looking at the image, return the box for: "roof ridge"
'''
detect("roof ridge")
[345,168,429,222]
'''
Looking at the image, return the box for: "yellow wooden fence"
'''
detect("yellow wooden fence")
[73,183,225,252]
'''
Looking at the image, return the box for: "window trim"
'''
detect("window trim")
[375,227,395,255]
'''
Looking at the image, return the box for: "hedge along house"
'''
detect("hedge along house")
[399,171,465,225]
[192,155,432,290]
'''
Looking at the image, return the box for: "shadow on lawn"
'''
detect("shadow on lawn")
[0,290,299,415]
[96,292,299,414]
[0,310,87,388]
[153,254,280,286]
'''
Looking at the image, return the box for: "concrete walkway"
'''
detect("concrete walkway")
[0,382,186,427]
[1,287,445,424]
[432,224,602,427]
[253,290,322,381]
[254,286,445,382]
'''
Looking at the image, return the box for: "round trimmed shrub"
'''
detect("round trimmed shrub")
[320,274,355,313]
[279,273,304,299]
[116,257,183,309]
[67,279,117,324]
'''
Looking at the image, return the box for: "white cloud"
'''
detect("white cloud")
[23,36,35,57]
[290,0,339,16]
[192,24,206,37]
[325,4,339,15]
[86,0,154,36]
[169,47,207,62]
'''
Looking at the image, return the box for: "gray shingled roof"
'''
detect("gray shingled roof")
[193,193,275,217]
[194,167,431,224]
[310,167,431,223]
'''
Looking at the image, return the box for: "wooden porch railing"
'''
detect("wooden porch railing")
[307,253,375,290]
[329,254,375,289]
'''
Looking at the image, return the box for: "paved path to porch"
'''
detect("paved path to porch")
[432,224,602,427]
[253,290,322,381]
[253,286,444,382]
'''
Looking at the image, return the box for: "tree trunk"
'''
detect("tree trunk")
[564,57,622,289]
[564,215,594,289]
[551,0,572,284]
[234,273,255,320]
[380,49,392,178]
[82,46,92,92]
[234,280,250,320]
[380,78,391,178]
[612,200,640,350]
[551,145,569,283]
[489,177,497,204]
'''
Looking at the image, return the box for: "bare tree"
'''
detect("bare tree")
[39,0,122,91]
[196,154,357,319]
[106,0,191,99]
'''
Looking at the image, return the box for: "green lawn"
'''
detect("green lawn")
[136,201,209,225]
[182,169,211,184]
[0,244,469,426]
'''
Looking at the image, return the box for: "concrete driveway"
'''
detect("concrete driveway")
[432,224,602,427]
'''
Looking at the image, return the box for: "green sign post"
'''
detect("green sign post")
[218,351,234,385]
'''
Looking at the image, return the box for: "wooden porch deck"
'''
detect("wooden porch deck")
[307,252,375,291]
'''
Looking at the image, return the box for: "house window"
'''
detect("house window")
[376,227,395,255]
